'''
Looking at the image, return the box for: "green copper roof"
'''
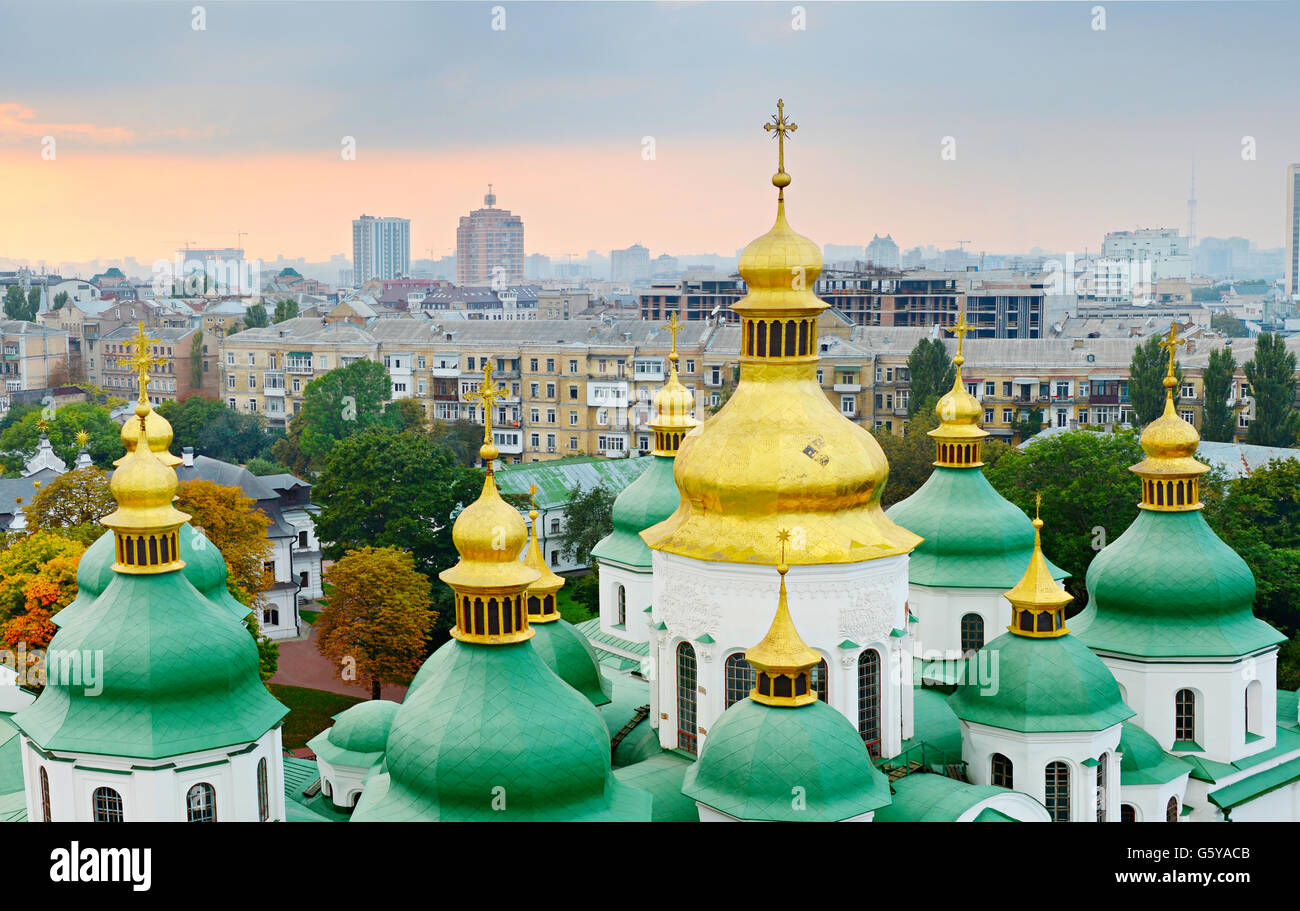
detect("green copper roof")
[496,454,651,511]
[973,807,1018,822]
[529,619,612,706]
[681,699,891,821]
[874,772,1016,822]
[1118,722,1190,786]
[592,455,679,569]
[1076,509,1284,659]
[948,632,1134,734]
[901,686,965,766]
[12,571,287,759]
[1208,754,1300,812]
[613,752,699,821]
[307,700,398,769]
[352,639,651,822]
[887,466,1067,589]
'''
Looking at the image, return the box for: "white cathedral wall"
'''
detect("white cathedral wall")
[22,726,285,822]
[1119,775,1190,822]
[597,561,654,646]
[695,802,875,822]
[316,756,375,810]
[1099,650,1278,764]
[907,585,1011,658]
[1223,780,1300,822]
[649,550,910,758]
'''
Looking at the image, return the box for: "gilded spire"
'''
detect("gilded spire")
[114,322,182,467]
[763,98,798,198]
[1132,321,1204,511]
[745,530,823,707]
[650,312,698,456]
[464,360,507,470]
[118,321,168,406]
[1005,495,1072,638]
[929,308,987,467]
[523,483,564,623]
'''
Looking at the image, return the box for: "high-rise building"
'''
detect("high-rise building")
[352,215,411,283]
[610,244,650,283]
[456,185,524,286]
[1286,163,1300,298]
[865,234,901,269]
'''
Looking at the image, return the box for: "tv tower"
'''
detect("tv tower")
[1187,163,1197,254]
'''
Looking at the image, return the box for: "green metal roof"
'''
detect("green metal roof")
[887,466,1066,589]
[1076,509,1284,659]
[0,717,25,799]
[529,619,612,707]
[592,455,679,569]
[496,455,652,511]
[613,752,699,822]
[1208,754,1300,812]
[681,699,891,822]
[901,687,965,766]
[874,772,1016,822]
[1118,722,1191,786]
[306,700,398,769]
[973,807,1018,822]
[948,632,1134,734]
[352,639,651,822]
[12,570,287,759]
[573,617,650,660]
[1277,689,1298,728]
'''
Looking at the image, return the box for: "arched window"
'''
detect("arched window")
[1166,796,1179,823]
[1175,689,1196,744]
[92,787,123,823]
[960,613,984,655]
[1095,752,1108,822]
[1246,679,1264,738]
[1045,761,1070,822]
[676,642,698,755]
[39,767,50,822]
[990,753,1013,789]
[186,783,217,823]
[257,758,269,823]
[1121,803,1137,822]
[857,649,882,758]
[724,653,755,709]
[812,658,829,703]
[617,585,626,627]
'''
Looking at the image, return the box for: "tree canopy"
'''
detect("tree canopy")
[558,482,616,566]
[292,359,395,468]
[0,531,84,657]
[873,395,1011,507]
[24,467,114,546]
[1200,346,1238,443]
[243,303,270,329]
[175,479,273,607]
[273,299,299,323]
[1211,312,1249,338]
[0,401,122,472]
[4,285,35,321]
[1243,332,1299,448]
[157,396,280,463]
[1128,335,1182,426]
[428,419,484,468]
[905,338,955,417]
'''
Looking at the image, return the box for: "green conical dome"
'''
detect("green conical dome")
[888,467,1067,588]
[12,571,286,758]
[681,699,892,821]
[592,456,678,569]
[351,640,651,822]
[307,700,398,769]
[948,631,1133,733]
[1074,510,1283,658]
[1118,721,1190,786]
[530,619,612,706]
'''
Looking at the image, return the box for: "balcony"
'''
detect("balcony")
[1089,394,1119,405]
[833,383,862,393]
[431,365,460,378]
[286,363,314,375]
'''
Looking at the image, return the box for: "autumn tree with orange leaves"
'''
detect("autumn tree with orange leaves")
[175,479,272,607]
[25,467,115,546]
[0,531,84,653]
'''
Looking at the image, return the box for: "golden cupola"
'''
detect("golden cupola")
[101,402,190,574]
[641,99,920,566]
[1004,497,1072,637]
[1131,322,1206,511]
[929,312,988,467]
[650,313,699,456]
[745,533,823,707]
[114,322,182,468]
[438,361,540,644]
[522,484,564,624]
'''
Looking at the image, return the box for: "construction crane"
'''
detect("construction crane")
[236,231,247,253]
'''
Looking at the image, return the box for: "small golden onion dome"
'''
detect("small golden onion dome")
[651,315,699,456]
[524,507,565,597]
[116,407,182,468]
[1135,388,1203,471]
[1005,507,1072,638]
[102,404,191,536]
[439,468,537,592]
[928,315,989,466]
[746,563,823,707]
[735,201,825,303]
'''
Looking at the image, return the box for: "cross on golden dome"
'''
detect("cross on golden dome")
[1035,491,1042,521]
[464,360,507,446]
[1159,321,1186,386]
[763,98,797,193]
[949,310,971,365]
[776,527,792,566]
[528,483,539,510]
[117,321,167,403]
[666,312,683,357]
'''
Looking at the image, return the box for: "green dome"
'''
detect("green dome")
[888,467,1067,588]
[681,699,892,821]
[948,632,1133,733]
[530,619,612,706]
[1118,721,1190,786]
[1075,510,1283,658]
[351,640,651,821]
[74,529,117,597]
[592,456,678,569]
[12,570,287,759]
[328,700,398,753]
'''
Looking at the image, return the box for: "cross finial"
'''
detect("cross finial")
[36,417,50,435]
[763,98,797,195]
[948,309,971,367]
[776,527,791,567]
[666,311,683,365]
[528,483,539,510]
[1035,491,1042,521]
[1158,321,1185,386]
[464,360,507,446]
[117,321,167,405]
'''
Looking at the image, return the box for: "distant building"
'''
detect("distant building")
[96,324,218,405]
[610,244,650,283]
[1095,228,1192,300]
[1286,163,1300,298]
[352,215,411,283]
[865,234,901,269]
[823,244,864,265]
[651,254,678,278]
[526,253,552,281]
[0,321,69,392]
[456,186,524,286]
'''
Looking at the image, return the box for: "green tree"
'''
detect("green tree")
[905,338,955,417]
[1128,335,1182,426]
[428,419,484,467]
[270,417,313,477]
[189,330,204,388]
[27,286,41,315]
[385,397,427,434]
[295,359,393,468]
[244,456,289,476]
[0,401,121,471]
[1243,332,1299,447]
[52,291,68,310]
[1201,347,1238,443]
[24,467,114,546]
[1212,312,1248,337]
[243,303,270,329]
[273,298,299,323]
[985,429,1145,604]
[157,396,277,462]
[1011,407,1044,443]
[558,482,617,566]
[4,285,34,321]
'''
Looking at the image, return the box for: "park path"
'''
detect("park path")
[270,623,409,703]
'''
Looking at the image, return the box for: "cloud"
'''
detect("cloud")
[0,102,137,145]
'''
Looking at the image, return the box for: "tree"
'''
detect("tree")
[1212,312,1248,338]
[243,303,270,329]
[427,419,484,468]
[270,417,313,477]
[0,401,122,471]
[558,482,616,566]
[189,330,204,388]
[158,396,277,462]
[985,429,1145,604]
[1243,332,1299,448]
[905,338,955,417]
[0,531,84,629]
[273,298,299,323]
[4,285,34,321]
[244,456,289,476]
[1201,347,1238,443]
[295,359,394,468]
[52,291,68,310]
[27,286,41,315]
[385,397,427,434]
[175,479,273,607]
[1011,407,1044,443]
[1128,335,1182,426]
[873,395,1011,507]
[24,467,114,545]
[317,546,434,699]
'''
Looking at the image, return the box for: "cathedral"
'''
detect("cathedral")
[3,101,1299,823]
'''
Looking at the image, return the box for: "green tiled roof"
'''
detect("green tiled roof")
[12,571,287,759]
[1208,754,1300,812]
[614,752,699,821]
[887,466,1066,589]
[1277,689,1298,728]
[592,455,679,569]
[598,671,655,768]
[573,617,649,660]
[496,455,651,511]
[1118,722,1190,786]
[0,717,25,798]
[948,632,1134,734]
[1076,509,1284,658]
[974,807,1018,821]
[282,756,353,823]
[306,700,398,769]
[529,619,612,706]
[681,699,891,821]
[901,687,965,766]
[874,772,1014,822]
[352,639,651,822]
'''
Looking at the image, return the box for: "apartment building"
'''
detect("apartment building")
[456,187,524,286]
[0,321,69,392]
[640,276,745,323]
[97,324,219,405]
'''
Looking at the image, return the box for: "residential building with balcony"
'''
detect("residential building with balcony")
[0,321,69,392]
[96,324,217,405]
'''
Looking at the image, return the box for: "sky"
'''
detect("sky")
[1,0,1298,272]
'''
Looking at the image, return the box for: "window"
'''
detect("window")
[685,359,695,373]
[549,551,559,566]
[93,787,124,822]
[546,409,556,424]
[841,395,855,415]
[960,613,984,655]
[1002,408,1013,424]
[1175,689,1196,743]
[724,653,755,708]
[984,408,994,423]
[546,358,555,372]
[1181,383,1195,398]
[298,530,308,548]
[530,358,539,372]
[991,753,1013,789]
[417,356,426,370]
[1121,803,1137,822]
[811,658,829,702]
[228,397,237,410]
[248,398,258,413]
[677,642,699,754]
[568,385,578,400]
[1180,410,1195,424]
[40,767,50,822]
[569,436,578,450]
[569,411,578,426]
[616,586,626,626]
[264,607,279,626]
[985,381,996,396]
[1096,752,1107,822]
[530,382,539,397]
[816,369,824,385]
[467,356,476,370]
[1166,796,1179,823]
[1045,761,1070,822]
[247,353,255,365]
[546,383,556,398]
[257,758,269,822]
[227,375,236,390]
[530,407,540,422]
[857,649,882,758]
[186,783,217,822]
[569,359,578,373]
[226,353,235,365]
[1078,408,1089,424]
[1246,679,1264,738]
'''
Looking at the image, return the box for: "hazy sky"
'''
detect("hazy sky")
[1,0,1297,271]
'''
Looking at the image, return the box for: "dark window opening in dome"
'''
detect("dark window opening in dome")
[799,319,809,354]
[515,596,524,628]
[159,535,170,563]
[991,753,1013,789]
[784,320,796,355]
[769,320,780,357]
[1045,761,1070,822]
[757,675,772,697]
[1175,482,1185,505]
[471,598,485,635]
[1121,803,1137,822]
[771,674,793,698]
[148,536,159,565]
[528,595,542,616]
[858,649,882,758]
[1036,611,1053,633]
[617,586,626,627]
[40,767,50,822]
[811,658,828,702]
[756,321,767,357]
[677,642,698,754]
[960,613,984,655]
[1096,752,1108,822]
[724,653,755,708]
[1019,611,1035,632]
[1166,796,1179,823]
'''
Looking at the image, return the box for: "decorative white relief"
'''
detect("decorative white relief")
[658,577,722,640]
[838,584,895,645]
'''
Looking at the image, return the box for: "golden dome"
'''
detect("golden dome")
[117,407,182,468]
[524,507,564,596]
[1130,324,1206,509]
[929,312,989,466]
[745,560,822,707]
[1004,501,1071,638]
[651,314,699,456]
[735,202,824,304]
[101,404,190,573]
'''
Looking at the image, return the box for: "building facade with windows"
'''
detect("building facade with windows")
[352,215,411,283]
[0,321,68,392]
[96,324,217,405]
[456,187,524,286]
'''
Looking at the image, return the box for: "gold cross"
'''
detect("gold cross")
[949,309,971,363]
[464,360,507,445]
[1035,492,1042,521]
[117,321,167,403]
[1158,321,1185,381]
[666,311,683,359]
[763,98,797,176]
[528,483,539,510]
